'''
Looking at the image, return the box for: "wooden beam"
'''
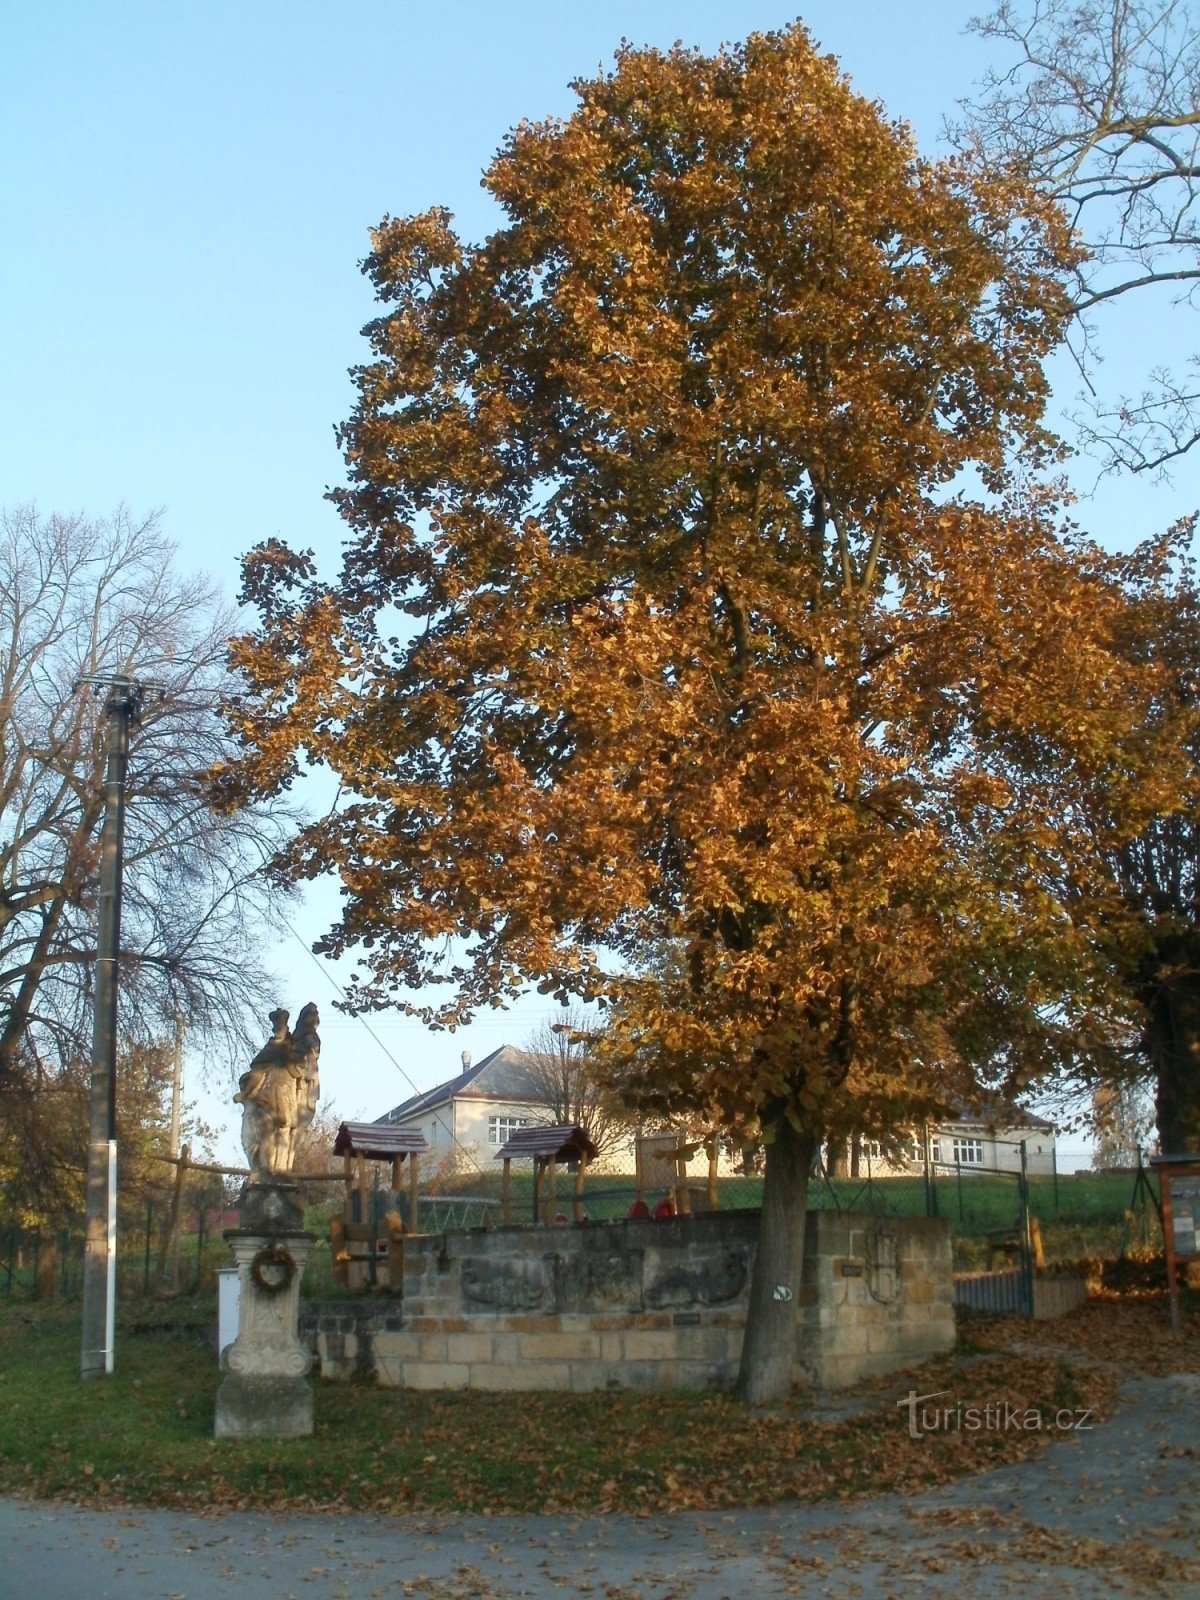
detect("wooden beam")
[409,1152,420,1234]
[502,1157,512,1226]
[573,1154,588,1224]
[707,1136,720,1211]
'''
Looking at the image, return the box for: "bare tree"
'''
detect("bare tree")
[0,505,294,1097]
[521,1009,633,1161]
[953,0,1200,473]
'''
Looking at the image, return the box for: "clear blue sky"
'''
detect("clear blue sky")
[3,2,1193,1150]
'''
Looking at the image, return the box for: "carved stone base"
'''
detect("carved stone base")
[215,1219,314,1440]
[214,1373,314,1438]
[234,1179,307,1234]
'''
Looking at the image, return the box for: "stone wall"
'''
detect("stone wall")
[302,1208,954,1393]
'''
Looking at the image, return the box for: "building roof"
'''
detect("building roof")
[942,1105,1056,1133]
[378,1044,543,1125]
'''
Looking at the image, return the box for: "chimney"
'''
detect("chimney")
[461,1050,472,1074]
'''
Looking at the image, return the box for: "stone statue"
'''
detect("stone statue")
[235,1004,321,1178]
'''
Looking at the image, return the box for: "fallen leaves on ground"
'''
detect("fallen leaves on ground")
[0,1294,1192,1518]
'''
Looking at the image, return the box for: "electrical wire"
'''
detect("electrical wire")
[279,911,489,1180]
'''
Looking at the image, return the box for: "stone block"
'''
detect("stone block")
[519,1330,601,1362]
[622,1330,678,1362]
[373,1330,423,1361]
[404,1362,471,1391]
[824,1324,869,1355]
[600,1333,623,1363]
[374,1353,404,1386]
[613,1360,672,1390]
[503,1314,558,1334]
[674,1361,736,1391]
[419,1332,449,1362]
[568,1362,612,1393]
[447,1332,494,1364]
[671,1327,734,1362]
[470,1362,571,1391]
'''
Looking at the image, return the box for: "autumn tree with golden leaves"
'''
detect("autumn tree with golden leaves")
[224,27,1163,1403]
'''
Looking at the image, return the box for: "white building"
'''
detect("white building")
[855,1109,1058,1178]
[377,1044,741,1180]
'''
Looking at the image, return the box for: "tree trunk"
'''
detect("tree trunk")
[0,891,69,1085]
[1144,939,1200,1153]
[735,1118,816,1407]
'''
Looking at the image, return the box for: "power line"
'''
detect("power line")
[278,911,487,1179]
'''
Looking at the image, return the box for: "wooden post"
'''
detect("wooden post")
[707,1136,720,1212]
[676,1145,691,1215]
[343,1152,354,1223]
[330,1217,348,1286]
[573,1155,588,1223]
[391,1155,403,1194]
[156,1143,191,1287]
[534,1158,544,1223]
[409,1153,420,1234]
[502,1157,512,1225]
[547,1157,558,1222]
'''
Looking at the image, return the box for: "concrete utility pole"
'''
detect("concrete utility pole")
[80,675,144,1379]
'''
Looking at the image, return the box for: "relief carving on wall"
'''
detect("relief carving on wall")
[644,1249,748,1309]
[461,1258,546,1311]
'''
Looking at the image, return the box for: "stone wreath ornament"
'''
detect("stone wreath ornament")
[250,1241,297,1296]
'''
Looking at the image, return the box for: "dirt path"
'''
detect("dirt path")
[1,1373,1196,1600]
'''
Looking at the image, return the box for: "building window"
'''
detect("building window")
[952,1137,984,1166]
[489,1115,534,1145]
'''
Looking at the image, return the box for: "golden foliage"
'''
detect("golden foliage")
[225,26,1161,1153]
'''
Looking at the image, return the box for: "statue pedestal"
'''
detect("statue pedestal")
[214,1185,314,1439]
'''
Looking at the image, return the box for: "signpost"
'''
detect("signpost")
[1152,1154,1200,1334]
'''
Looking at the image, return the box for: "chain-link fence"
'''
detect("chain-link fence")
[3,1141,1166,1304]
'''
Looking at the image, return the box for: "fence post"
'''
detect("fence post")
[368,1164,379,1290]
[1018,1140,1035,1317]
[956,1159,964,1223]
[1051,1144,1060,1219]
[196,1190,207,1292]
[156,1144,190,1292]
[142,1198,153,1295]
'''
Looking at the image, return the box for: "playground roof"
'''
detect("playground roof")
[493,1124,598,1163]
[333,1122,429,1161]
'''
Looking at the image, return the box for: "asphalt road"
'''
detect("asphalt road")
[1,1373,1196,1600]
